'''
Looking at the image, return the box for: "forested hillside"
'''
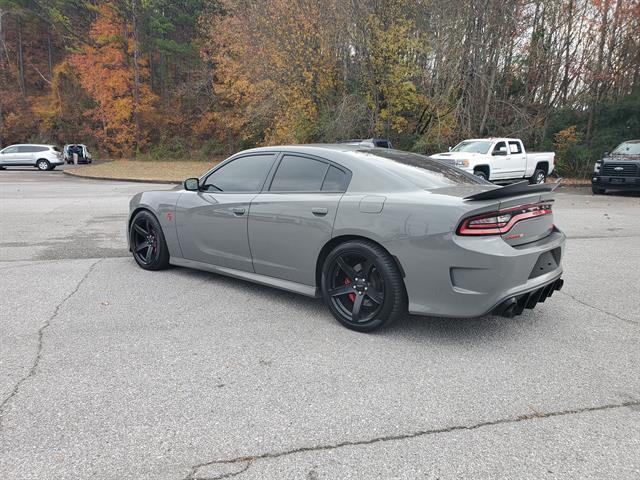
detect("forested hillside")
[0,0,638,176]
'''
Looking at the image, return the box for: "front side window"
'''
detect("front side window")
[1,146,18,154]
[202,154,276,193]
[492,141,507,155]
[270,155,329,192]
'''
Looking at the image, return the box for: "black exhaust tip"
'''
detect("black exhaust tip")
[492,277,564,318]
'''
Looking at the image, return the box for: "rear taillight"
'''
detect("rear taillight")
[457,202,553,236]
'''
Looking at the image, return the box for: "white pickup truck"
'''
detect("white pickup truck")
[430,138,555,184]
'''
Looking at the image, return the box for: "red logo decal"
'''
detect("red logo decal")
[166,212,173,221]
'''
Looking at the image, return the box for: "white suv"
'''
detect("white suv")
[0,144,64,171]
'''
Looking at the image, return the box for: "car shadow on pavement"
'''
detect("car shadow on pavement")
[170,264,536,343]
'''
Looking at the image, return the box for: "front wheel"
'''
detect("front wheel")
[129,210,170,270]
[473,170,488,181]
[36,159,51,171]
[530,169,546,184]
[321,240,406,332]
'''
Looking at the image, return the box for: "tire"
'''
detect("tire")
[36,159,51,171]
[321,240,406,332]
[592,185,605,195]
[129,210,170,270]
[529,168,546,184]
[473,169,488,181]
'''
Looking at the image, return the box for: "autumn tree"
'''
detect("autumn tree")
[69,3,157,156]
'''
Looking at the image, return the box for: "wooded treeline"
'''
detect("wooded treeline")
[0,0,639,175]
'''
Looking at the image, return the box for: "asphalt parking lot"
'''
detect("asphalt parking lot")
[1,166,639,479]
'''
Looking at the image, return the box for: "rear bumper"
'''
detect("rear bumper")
[592,175,640,189]
[399,228,566,318]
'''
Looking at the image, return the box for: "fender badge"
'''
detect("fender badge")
[166,212,173,221]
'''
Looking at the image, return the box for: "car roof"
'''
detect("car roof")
[459,138,521,142]
[226,144,436,191]
[4,143,55,147]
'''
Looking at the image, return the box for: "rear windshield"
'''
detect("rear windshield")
[353,150,486,188]
[451,140,492,154]
[612,142,640,155]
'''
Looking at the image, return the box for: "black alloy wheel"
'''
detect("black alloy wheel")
[130,211,170,270]
[322,240,406,332]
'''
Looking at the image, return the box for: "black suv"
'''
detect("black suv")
[592,140,640,194]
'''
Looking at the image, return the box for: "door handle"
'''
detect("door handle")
[311,207,328,216]
[232,207,246,216]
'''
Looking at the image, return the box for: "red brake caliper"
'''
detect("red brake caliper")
[344,278,356,302]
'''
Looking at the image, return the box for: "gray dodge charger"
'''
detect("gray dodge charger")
[128,145,565,331]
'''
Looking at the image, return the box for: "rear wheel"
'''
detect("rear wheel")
[530,168,546,184]
[321,240,406,332]
[36,159,51,171]
[592,185,605,195]
[129,210,170,270]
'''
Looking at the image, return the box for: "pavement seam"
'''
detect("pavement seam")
[0,258,103,430]
[558,291,638,326]
[184,399,640,479]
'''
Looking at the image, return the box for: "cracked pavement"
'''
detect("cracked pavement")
[1,168,639,479]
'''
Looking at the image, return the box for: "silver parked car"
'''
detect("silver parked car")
[128,145,565,331]
[0,144,64,171]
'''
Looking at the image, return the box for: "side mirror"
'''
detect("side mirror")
[492,147,507,156]
[184,178,200,191]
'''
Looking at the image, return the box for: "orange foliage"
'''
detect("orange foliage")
[69,4,157,156]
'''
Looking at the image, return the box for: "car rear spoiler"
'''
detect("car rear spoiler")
[464,180,561,201]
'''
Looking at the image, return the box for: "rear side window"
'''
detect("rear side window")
[202,154,276,192]
[270,155,328,192]
[508,141,522,154]
[18,146,49,153]
[321,166,348,191]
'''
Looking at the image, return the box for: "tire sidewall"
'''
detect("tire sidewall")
[474,170,488,180]
[321,241,403,332]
